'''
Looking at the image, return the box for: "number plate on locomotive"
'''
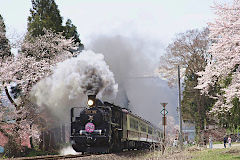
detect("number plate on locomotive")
[85,110,97,114]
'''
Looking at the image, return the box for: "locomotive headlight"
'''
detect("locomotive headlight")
[88,99,94,107]
[87,95,96,107]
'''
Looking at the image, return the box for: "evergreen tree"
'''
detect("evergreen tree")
[181,64,214,132]
[27,0,63,37]
[63,19,82,45]
[0,14,11,60]
[27,0,83,48]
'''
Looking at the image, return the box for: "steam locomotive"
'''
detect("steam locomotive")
[70,95,162,153]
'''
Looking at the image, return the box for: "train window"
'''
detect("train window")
[130,118,134,128]
[148,126,153,134]
[130,118,138,130]
[140,123,147,132]
[135,121,138,130]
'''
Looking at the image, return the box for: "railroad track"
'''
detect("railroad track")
[13,149,152,159]
[14,153,93,160]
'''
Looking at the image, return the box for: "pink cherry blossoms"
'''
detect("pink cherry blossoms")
[0,29,79,145]
[196,0,240,113]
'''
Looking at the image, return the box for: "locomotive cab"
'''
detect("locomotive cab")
[70,95,122,153]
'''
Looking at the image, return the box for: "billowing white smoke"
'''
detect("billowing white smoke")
[31,50,118,121]
[59,146,77,155]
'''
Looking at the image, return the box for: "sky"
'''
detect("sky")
[0,0,229,46]
[0,0,231,126]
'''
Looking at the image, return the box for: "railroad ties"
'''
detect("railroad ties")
[14,153,93,160]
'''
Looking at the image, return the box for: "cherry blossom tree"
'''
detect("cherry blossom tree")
[156,28,214,139]
[0,28,79,154]
[164,116,179,141]
[0,14,13,106]
[1,29,78,100]
[196,0,240,127]
[156,28,209,86]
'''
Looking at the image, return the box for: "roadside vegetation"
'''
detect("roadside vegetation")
[191,147,240,160]
[110,146,240,160]
[112,146,240,160]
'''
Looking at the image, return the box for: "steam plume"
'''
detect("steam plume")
[88,35,178,125]
[31,50,118,121]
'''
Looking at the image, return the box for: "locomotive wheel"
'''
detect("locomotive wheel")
[72,144,81,152]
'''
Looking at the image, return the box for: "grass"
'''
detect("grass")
[212,141,239,145]
[127,146,240,160]
[213,141,222,144]
[24,149,58,157]
[191,147,240,160]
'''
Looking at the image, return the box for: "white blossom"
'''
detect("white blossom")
[197,0,240,112]
[0,29,78,142]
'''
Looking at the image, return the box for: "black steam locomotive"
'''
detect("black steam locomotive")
[70,95,162,153]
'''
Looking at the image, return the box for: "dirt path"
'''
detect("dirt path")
[207,143,240,149]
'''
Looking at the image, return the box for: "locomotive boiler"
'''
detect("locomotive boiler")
[70,95,162,153]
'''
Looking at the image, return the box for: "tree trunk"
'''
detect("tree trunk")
[62,124,65,143]
[4,86,18,109]
[0,125,10,138]
[44,131,49,151]
[39,131,43,150]
[30,124,34,148]
[50,129,56,150]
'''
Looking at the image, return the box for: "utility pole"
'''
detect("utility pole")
[160,102,168,154]
[178,65,183,150]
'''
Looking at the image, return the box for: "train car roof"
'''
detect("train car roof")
[103,101,162,132]
[126,110,162,131]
